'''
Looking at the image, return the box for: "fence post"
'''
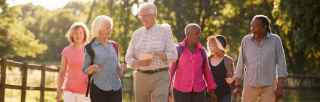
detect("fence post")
[40,64,46,102]
[21,63,28,102]
[0,58,7,102]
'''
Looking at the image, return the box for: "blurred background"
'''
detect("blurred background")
[0,0,319,102]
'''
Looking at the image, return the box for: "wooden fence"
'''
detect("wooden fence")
[1,58,320,102]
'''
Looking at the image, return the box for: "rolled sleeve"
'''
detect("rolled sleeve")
[164,25,178,62]
[125,32,137,66]
[275,36,288,78]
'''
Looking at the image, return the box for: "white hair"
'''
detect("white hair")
[91,15,113,38]
[138,2,157,15]
[184,23,201,36]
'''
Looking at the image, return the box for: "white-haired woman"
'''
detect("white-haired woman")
[57,22,91,102]
[83,15,125,102]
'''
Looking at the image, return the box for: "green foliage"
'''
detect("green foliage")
[0,5,47,58]
[1,0,319,74]
[273,0,320,74]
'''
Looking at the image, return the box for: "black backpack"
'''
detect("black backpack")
[85,38,119,96]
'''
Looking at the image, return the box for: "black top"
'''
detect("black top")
[209,57,231,97]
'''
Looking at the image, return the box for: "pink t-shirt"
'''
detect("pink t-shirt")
[61,45,88,94]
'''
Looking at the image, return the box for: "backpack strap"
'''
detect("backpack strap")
[84,38,96,97]
[109,40,119,58]
[85,38,96,65]
[200,47,207,66]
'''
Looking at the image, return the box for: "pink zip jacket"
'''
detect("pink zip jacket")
[169,42,216,93]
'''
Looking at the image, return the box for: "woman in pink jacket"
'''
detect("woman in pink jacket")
[169,23,216,102]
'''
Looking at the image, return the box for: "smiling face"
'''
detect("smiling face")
[138,9,156,28]
[97,23,112,40]
[186,27,201,45]
[250,18,266,37]
[207,38,224,56]
[70,27,86,44]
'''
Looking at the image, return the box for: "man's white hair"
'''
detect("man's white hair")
[91,15,113,38]
[138,2,157,15]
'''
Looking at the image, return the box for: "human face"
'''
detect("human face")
[250,18,265,37]
[97,23,112,41]
[186,28,201,45]
[208,38,224,56]
[71,27,85,44]
[138,9,155,28]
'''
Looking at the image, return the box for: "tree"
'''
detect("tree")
[0,4,47,58]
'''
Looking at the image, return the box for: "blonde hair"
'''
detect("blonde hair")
[65,22,89,44]
[138,2,157,15]
[91,15,113,39]
[206,35,225,57]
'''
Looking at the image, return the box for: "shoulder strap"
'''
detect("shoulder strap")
[109,40,119,57]
[174,44,184,72]
[200,47,207,64]
[85,38,96,97]
[85,38,96,65]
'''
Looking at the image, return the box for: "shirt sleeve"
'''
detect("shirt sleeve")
[125,31,138,66]
[275,35,288,78]
[235,38,246,79]
[162,24,178,62]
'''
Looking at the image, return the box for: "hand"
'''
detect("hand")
[88,64,101,75]
[134,59,152,67]
[153,51,167,62]
[56,89,63,102]
[233,77,242,95]
[232,86,242,96]
[225,77,234,84]
[118,63,127,77]
[234,77,241,86]
[209,91,218,102]
[275,78,285,98]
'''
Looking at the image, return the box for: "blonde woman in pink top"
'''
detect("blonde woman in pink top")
[57,22,90,102]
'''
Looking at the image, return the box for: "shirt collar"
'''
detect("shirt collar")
[143,24,158,31]
[92,39,110,46]
[250,32,272,41]
[180,40,203,49]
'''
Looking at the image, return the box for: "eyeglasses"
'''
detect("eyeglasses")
[138,14,154,19]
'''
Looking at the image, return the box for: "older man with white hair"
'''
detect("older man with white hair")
[125,2,178,102]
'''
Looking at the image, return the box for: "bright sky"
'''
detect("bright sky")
[6,0,89,10]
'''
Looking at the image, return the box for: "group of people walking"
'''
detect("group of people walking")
[57,2,288,102]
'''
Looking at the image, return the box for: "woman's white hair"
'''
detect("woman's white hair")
[138,2,157,15]
[91,15,113,38]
